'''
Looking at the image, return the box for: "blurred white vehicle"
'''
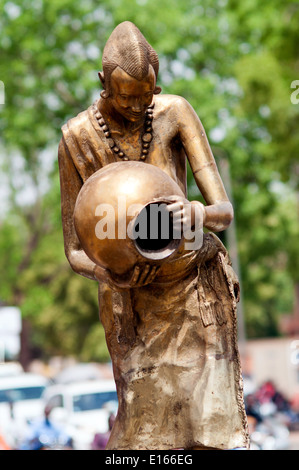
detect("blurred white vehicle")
[42,379,118,450]
[0,373,49,447]
[0,362,23,378]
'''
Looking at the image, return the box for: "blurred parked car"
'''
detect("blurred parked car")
[42,379,118,450]
[52,362,113,385]
[0,362,23,378]
[0,372,49,448]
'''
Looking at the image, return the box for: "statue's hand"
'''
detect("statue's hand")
[126,264,160,288]
[95,263,160,289]
[165,195,190,235]
[165,195,205,233]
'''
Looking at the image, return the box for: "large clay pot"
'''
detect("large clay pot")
[74,161,185,277]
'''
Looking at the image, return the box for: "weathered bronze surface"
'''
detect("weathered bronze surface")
[58,21,249,450]
[74,161,185,277]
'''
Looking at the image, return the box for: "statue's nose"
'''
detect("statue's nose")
[131,98,142,112]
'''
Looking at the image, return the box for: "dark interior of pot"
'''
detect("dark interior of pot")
[133,202,182,260]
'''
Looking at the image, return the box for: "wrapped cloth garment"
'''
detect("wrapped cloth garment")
[99,234,250,450]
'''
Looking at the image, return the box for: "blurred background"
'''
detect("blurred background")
[0,0,299,450]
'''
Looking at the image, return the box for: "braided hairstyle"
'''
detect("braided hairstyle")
[99,22,160,98]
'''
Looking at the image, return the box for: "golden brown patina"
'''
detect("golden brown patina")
[73,161,186,278]
[58,21,249,450]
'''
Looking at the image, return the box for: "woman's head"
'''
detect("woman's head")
[99,21,161,99]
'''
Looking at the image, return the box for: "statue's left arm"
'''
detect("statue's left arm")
[176,97,233,232]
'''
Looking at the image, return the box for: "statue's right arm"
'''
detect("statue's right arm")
[58,138,159,288]
[58,138,109,283]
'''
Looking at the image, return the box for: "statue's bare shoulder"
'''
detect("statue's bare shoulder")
[154,93,194,113]
[154,94,200,131]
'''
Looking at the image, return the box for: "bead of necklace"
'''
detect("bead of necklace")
[93,103,154,161]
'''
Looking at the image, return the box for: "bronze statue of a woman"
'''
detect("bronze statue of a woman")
[58,21,249,450]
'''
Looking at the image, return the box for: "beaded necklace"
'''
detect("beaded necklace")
[93,103,154,161]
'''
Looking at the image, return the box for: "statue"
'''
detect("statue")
[58,21,250,450]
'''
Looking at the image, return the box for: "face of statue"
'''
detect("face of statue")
[108,65,156,122]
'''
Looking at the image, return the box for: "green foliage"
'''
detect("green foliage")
[0,0,298,361]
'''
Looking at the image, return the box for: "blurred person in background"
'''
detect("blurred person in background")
[91,413,115,450]
[19,405,73,450]
[0,432,11,450]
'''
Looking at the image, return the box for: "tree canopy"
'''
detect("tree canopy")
[0,0,298,363]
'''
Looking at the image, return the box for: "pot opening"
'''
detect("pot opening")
[132,202,182,260]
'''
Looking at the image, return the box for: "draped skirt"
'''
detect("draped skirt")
[99,233,249,450]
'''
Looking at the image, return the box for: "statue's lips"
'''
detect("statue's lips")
[126,110,144,118]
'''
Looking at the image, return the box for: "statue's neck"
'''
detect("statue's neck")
[97,98,144,136]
